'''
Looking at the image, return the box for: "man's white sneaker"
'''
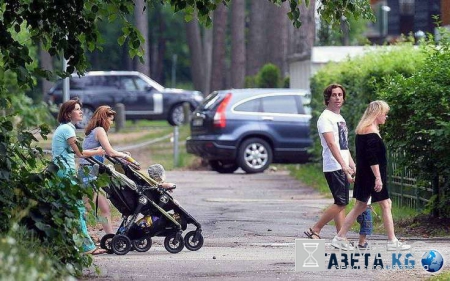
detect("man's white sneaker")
[386,240,411,251]
[331,236,355,251]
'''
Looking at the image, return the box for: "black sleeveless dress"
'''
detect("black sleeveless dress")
[353,133,389,203]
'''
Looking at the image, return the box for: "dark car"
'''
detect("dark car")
[45,71,204,127]
[186,88,312,173]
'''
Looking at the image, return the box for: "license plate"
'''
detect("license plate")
[193,118,203,126]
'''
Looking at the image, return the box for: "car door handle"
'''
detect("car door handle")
[261,116,274,121]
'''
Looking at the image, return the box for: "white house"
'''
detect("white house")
[289,46,374,90]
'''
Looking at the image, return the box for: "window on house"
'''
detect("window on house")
[399,0,414,15]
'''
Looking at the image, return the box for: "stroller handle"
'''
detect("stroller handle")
[105,155,141,170]
[84,156,113,175]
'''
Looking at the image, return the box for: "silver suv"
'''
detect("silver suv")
[45,71,204,127]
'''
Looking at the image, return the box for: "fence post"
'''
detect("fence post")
[115,103,125,133]
[173,126,179,167]
[182,102,191,124]
[432,173,440,218]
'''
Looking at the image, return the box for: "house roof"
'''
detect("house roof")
[312,46,375,63]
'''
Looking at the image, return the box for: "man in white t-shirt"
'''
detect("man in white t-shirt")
[304,84,356,243]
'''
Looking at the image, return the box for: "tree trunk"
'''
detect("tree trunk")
[209,3,228,93]
[246,0,271,77]
[134,0,150,76]
[185,19,205,93]
[287,1,316,61]
[265,2,289,76]
[287,0,316,89]
[230,0,246,88]
[39,45,53,97]
[202,25,213,95]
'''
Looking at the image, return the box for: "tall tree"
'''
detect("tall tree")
[202,25,213,95]
[185,19,205,92]
[134,0,150,76]
[149,4,167,83]
[265,2,289,76]
[210,3,228,92]
[0,0,373,89]
[287,1,316,62]
[246,0,271,77]
[230,0,246,88]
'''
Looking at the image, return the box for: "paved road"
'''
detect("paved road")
[83,169,449,281]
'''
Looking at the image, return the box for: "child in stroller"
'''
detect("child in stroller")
[84,156,203,255]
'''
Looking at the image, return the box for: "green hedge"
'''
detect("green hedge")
[309,34,450,216]
[309,43,426,160]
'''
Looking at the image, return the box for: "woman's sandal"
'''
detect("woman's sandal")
[304,228,321,239]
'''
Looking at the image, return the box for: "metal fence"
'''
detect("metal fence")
[387,152,434,211]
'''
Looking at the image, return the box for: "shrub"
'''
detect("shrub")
[0,110,95,277]
[0,224,74,281]
[379,31,450,216]
[257,63,281,88]
[309,43,426,160]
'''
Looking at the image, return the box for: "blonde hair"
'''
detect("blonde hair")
[355,100,390,134]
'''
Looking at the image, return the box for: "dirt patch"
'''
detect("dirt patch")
[108,131,156,145]
[395,214,450,238]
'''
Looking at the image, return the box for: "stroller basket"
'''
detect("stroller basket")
[103,181,138,216]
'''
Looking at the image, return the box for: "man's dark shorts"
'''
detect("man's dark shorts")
[324,170,349,206]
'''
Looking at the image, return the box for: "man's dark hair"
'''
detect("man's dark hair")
[323,84,346,106]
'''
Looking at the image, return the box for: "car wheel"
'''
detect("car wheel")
[76,106,95,129]
[168,104,189,126]
[209,160,239,174]
[237,138,272,173]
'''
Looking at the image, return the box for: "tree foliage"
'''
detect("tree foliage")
[0,0,374,277]
[0,0,374,88]
[309,42,426,160]
[378,31,450,215]
[310,33,450,216]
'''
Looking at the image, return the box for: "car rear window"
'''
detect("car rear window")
[198,92,222,111]
[261,95,299,114]
[234,99,259,112]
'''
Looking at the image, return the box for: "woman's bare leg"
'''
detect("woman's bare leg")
[377,199,396,241]
[95,193,114,234]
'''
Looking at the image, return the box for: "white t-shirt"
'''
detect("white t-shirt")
[317,109,350,172]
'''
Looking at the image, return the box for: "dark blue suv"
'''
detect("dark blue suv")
[186,89,312,173]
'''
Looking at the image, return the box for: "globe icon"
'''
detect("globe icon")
[421,250,444,273]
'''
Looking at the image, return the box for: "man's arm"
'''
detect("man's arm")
[322,132,354,177]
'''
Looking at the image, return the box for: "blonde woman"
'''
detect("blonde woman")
[78,105,132,235]
[331,100,410,251]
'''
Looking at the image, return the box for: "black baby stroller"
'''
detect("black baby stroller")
[84,156,203,255]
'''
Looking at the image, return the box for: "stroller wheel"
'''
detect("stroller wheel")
[184,231,204,251]
[112,234,132,255]
[100,234,115,254]
[164,233,184,254]
[132,237,152,252]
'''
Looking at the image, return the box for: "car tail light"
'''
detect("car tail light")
[213,93,232,128]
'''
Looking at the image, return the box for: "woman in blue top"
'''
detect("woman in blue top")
[78,105,134,235]
[51,99,106,255]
